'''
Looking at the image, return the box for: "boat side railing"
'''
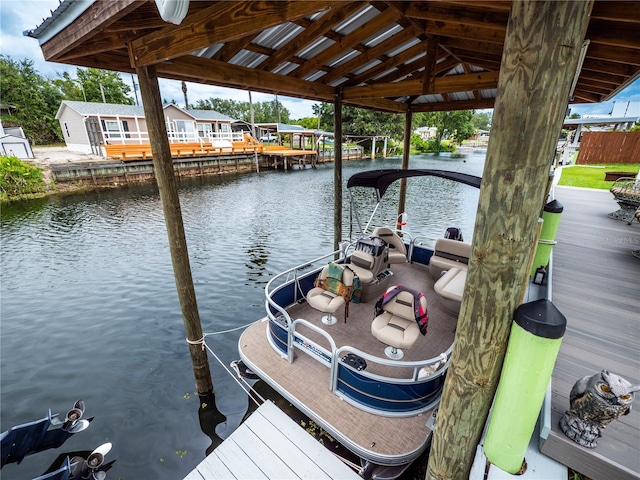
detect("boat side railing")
[290,319,337,367]
[331,345,452,389]
[264,249,346,327]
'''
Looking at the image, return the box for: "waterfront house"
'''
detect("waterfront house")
[55,101,234,155]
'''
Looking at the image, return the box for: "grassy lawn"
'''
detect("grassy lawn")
[557,163,639,190]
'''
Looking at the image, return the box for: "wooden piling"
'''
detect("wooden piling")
[333,89,343,251]
[136,65,213,395]
[397,108,412,224]
[426,1,592,478]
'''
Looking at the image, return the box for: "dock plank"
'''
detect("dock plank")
[183,401,360,479]
[541,186,640,480]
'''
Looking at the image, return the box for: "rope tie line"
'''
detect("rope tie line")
[186,333,361,472]
[186,334,207,351]
[201,340,266,406]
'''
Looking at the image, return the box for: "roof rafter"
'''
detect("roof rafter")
[258,3,365,73]
[342,71,499,100]
[131,1,340,67]
[292,5,401,79]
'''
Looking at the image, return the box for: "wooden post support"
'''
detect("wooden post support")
[333,89,343,251]
[427,1,592,478]
[136,65,213,395]
[397,107,412,224]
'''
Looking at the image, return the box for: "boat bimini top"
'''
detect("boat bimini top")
[347,169,482,198]
[347,169,482,235]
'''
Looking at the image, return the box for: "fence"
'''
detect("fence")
[577,131,640,164]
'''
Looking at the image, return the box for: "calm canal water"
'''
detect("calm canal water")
[1,153,484,479]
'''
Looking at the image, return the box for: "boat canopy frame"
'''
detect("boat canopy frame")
[347,169,482,238]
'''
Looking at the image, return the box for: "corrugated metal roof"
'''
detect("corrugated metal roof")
[363,24,404,48]
[230,50,268,69]
[352,59,382,76]
[185,109,235,122]
[253,23,303,50]
[297,36,334,60]
[449,91,475,101]
[334,5,379,35]
[57,101,234,122]
[328,49,360,68]
[59,101,146,117]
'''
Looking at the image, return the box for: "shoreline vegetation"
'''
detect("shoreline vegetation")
[1,152,638,203]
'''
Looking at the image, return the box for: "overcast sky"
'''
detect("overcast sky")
[2,0,639,120]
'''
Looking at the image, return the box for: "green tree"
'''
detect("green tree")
[312,103,404,141]
[471,111,492,131]
[0,56,63,144]
[422,110,475,152]
[193,97,290,123]
[297,117,321,129]
[54,68,133,104]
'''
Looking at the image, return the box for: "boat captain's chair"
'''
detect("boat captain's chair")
[371,286,428,360]
[372,227,407,264]
[306,263,354,325]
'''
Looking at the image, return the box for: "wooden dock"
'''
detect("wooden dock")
[183,400,361,480]
[540,186,640,480]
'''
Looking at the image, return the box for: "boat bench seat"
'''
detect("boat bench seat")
[348,250,376,284]
[434,267,466,316]
[429,238,471,279]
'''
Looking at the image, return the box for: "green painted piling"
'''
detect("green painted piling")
[530,200,564,276]
[483,299,566,473]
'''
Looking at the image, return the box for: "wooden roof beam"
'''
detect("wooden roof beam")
[404,2,509,31]
[581,58,640,76]
[212,33,262,63]
[422,35,440,94]
[40,0,140,61]
[371,55,459,85]
[440,37,503,56]
[342,71,499,99]
[155,55,335,102]
[590,2,640,24]
[343,41,429,87]
[411,97,495,112]
[320,28,416,85]
[292,6,401,79]
[585,43,640,66]
[579,69,627,86]
[258,3,365,73]
[54,32,130,62]
[572,89,604,103]
[586,20,640,49]
[575,81,616,96]
[131,1,339,67]
[424,20,505,44]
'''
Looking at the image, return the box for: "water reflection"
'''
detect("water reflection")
[1,153,484,479]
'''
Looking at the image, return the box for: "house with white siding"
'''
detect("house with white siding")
[55,101,235,155]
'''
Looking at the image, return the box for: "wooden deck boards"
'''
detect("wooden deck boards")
[540,186,640,480]
[183,401,360,479]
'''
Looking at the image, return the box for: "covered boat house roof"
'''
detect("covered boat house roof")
[24,1,640,114]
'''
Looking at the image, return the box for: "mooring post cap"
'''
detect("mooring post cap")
[543,199,564,213]
[514,298,566,339]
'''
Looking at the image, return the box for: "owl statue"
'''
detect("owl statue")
[560,370,640,448]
